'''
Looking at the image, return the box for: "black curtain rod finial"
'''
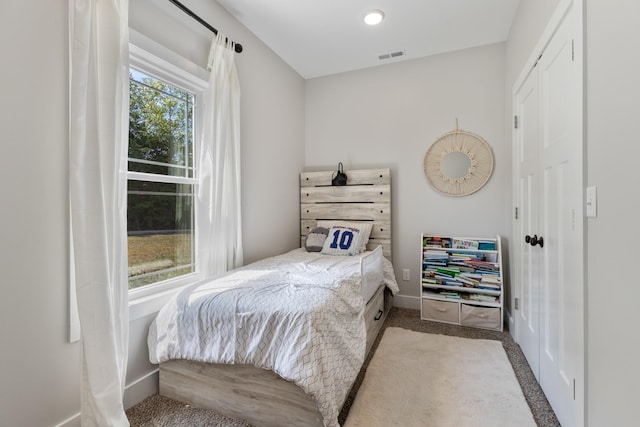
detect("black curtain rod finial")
[169,0,243,54]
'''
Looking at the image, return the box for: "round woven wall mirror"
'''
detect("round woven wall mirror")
[424,129,494,197]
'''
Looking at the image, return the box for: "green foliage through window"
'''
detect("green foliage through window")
[127,69,196,290]
[128,70,194,177]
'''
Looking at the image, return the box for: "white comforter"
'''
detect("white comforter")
[148,248,398,427]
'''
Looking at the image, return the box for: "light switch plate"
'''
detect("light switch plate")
[586,186,597,218]
[402,269,410,281]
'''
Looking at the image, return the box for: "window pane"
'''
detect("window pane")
[129,70,194,178]
[128,67,197,291]
[127,181,194,290]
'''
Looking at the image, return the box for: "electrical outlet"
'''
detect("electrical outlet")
[402,269,410,281]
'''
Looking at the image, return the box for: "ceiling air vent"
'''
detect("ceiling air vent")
[378,50,405,60]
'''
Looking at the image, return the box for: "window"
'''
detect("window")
[127,66,199,292]
[127,69,195,290]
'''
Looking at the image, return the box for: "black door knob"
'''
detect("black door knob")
[525,235,531,244]
[528,235,544,248]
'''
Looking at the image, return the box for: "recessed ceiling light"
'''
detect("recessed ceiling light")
[364,10,385,26]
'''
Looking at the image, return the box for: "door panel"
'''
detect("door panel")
[513,3,584,427]
[515,66,540,379]
[538,7,583,426]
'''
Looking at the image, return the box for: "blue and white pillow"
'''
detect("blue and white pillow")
[321,225,366,256]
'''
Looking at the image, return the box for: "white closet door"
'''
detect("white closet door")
[537,6,584,426]
[513,2,584,426]
[515,66,541,380]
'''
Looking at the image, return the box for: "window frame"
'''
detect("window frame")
[127,41,209,319]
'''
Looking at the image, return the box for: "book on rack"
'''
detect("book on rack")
[423,261,448,268]
[466,260,499,270]
[440,291,461,299]
[433,271,454,280]
[476,271,500,277]
[423,236,451,248]
[447,264,476,273]
[423,250,449,258]
[467,294,499,302]
[452,238,480,250]
[436,267,460,277]
[422,271,445,284]
[478,240,497,251]
[423,251,449,266]
[456,275,480,286]
[449,253,482,262]
[479,275,501,290]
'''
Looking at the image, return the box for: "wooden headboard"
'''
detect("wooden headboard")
[300,168,392,259]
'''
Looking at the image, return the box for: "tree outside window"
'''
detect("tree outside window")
[127,70,196,290]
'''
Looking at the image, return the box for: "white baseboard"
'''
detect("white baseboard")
[53,412,80,427]
[507,310,516,340]
[392,294,420,310]
[53,369,159,427]
[124,369,159,410]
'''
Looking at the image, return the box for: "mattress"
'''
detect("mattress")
[148,247,398,427]
[361,248,397,303]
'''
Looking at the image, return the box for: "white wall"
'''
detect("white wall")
[0,0,305,425]
[505,0,561,89]
[305,44,509,307]
[585,1,640,425]
[0,2,81,426]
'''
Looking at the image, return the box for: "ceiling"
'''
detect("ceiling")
[216,0,521,79]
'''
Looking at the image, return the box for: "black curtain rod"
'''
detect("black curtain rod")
[168,0,243,53]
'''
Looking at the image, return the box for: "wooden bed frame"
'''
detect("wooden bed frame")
[159,168,393,427]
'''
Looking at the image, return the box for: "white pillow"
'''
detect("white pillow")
[317,221,373,253]
[321,225,367,256]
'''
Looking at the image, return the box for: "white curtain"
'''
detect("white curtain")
[68,0,130,425]
[198,33,243,277]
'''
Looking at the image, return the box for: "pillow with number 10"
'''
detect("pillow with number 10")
[316,221,372,253]
[321,225,364,256]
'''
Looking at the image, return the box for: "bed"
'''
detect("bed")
[148,168,396,427]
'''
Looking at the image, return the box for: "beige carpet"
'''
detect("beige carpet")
[128,308,559,426]
[344,327,536,427]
